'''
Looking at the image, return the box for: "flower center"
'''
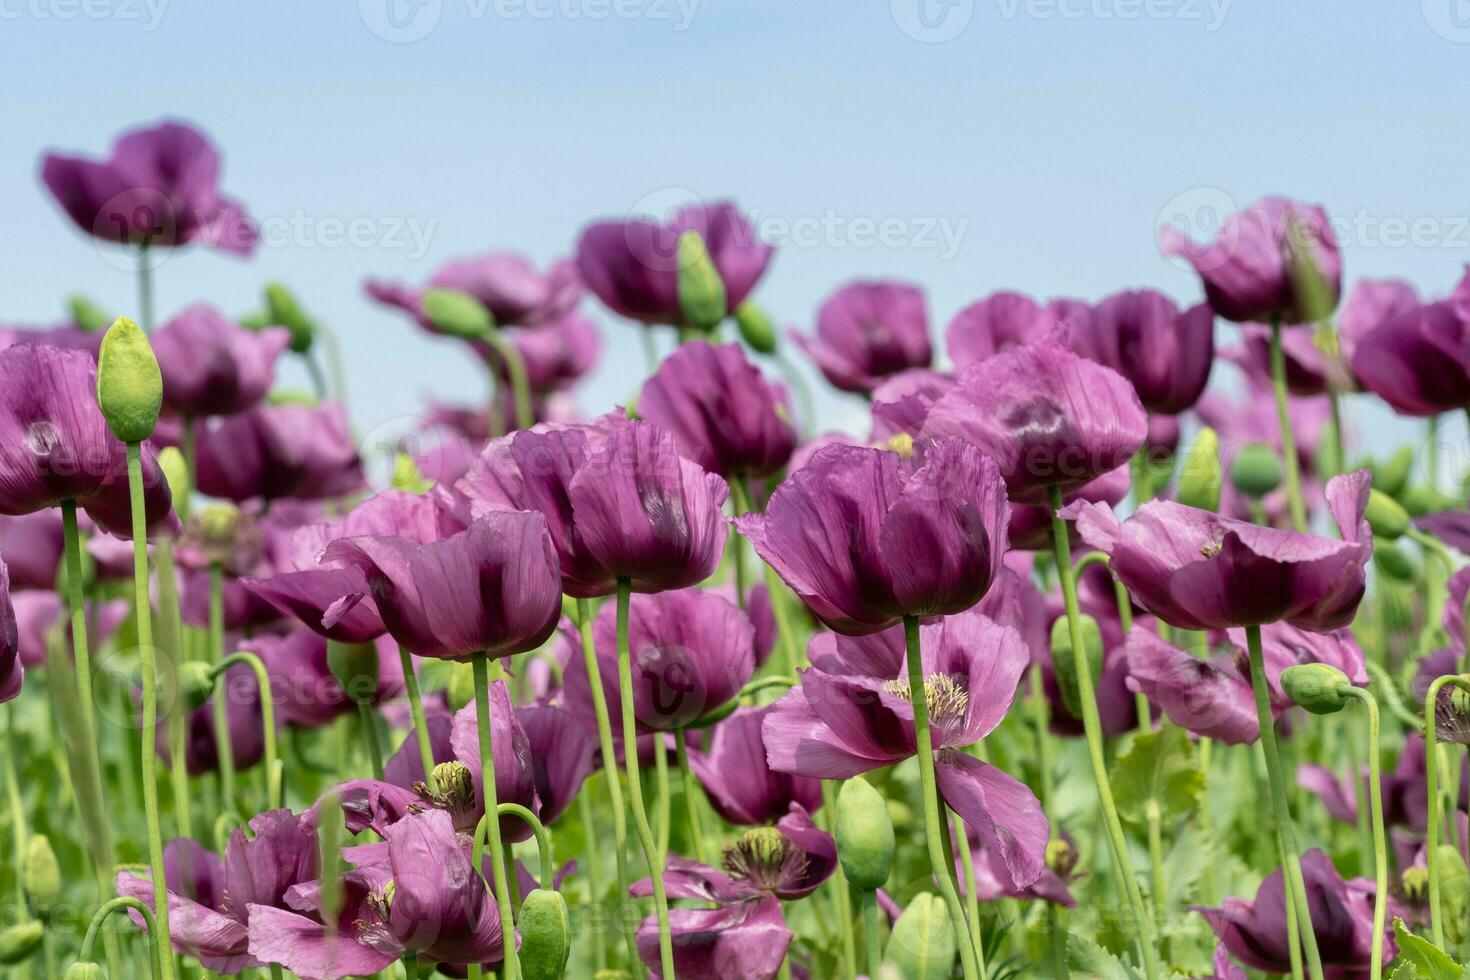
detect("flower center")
[882,673,970,733]
[721,828,807,894]
[414,761,480,831]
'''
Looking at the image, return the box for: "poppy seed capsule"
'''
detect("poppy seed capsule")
[1363,489,1410,540]
[65,964,107,980]
[518,888,572,980]
[1050,613,1103,718]
[834,776,895,890]
[23,834,61,918]
[0,921,43,965]
[96,316,163,442]
[422,288,493,340]
[327,639,380,704]
[676,230,727,332]
[1230,442,1283,500]
[1280,663,1353,714]
[734,300,777,354]
[1177,427,1222,512]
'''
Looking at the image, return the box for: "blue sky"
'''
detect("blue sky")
[4,0,1469,476]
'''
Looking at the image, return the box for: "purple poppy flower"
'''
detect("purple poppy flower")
[12,591,128,669]
[1351,300,1470,416]
[638,341,796,479]
[1072,469,1372,632]
[160,660,267,776]
[945,290,1065,370]
[630,805,835,980]
[736,438,1008,635]
[151,304,291,417]
[1225,322,1350,396]
[1339,278,1420,353]
[1193,849,1394,976]
[0,511,62,590]
[0,562,20,703]
[564,419,728,593]
[116,810,317,972]
[576,200,771,327]
[0,320,107,359]
[248,808,505,977]
[955,827,1078,907]
[367,251,581,334]
[323,512,562,661]
[254,629,405,729]
[561,588,756,732]
[41,120,257,255]
[921,342,1148,504]
[688,705,822,826]
[196,402,363,503]
[1146,413,1182,459]
[1067,289,1215,414]
[870,368,954,441]
[1160,196,1341,324]
[763,609,1047,890]
[507,312,601,392]
[792,280,932,394]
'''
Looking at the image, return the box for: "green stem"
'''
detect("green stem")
[1048,487,1162,980]
[653,730,672,861]
[81,896,157,970]
[1425,674,1470,947]
[472,653,520,980]
[211,651,281,809]
[1326,390,1345,479]
[127,442,177,980]
[573,596,641,974]
[577,789,608,972]
[1146,802,1166,927]
[155,538,191,839]
[4,706,28,916]
[1244,624,1324,980]
[673,729,709,864]
[399,646,436,792]
[208,563,236,811]
[861,889,884,976]
[903,615,983,980]
[490,803,554,889]
[1199,737,1219,905]
[1027,664,1055,816]
[357,701,384,780]
[1269,317,1309,532]
[1340,688,1386,980]
[1048,904,1068,979]
[482,329,534,431]
[138,244,154,332]
[1428,415,1441,489]
[616,580,676,979]
[951,807,984,959]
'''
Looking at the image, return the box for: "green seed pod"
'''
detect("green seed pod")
[734,300,777,354]
[24,834,62,918]
[157,446,192,521]
[0,921,44,965]
[676,230,727,332]
[1280,663,1353,715]
[96,316,163,442]
[1400,483,1464,518]
[1050,614,1103,718]
[69,294,112,333]
[1176,427,1222,512]
[447,660,475,711]
[834,776,895,890]
[1045,838,1077,877]
[264,282,317,353]
[327,640,381,705]
[1230,442,1283,500]
[65,963,107,980]
[392,452,431,494]
[518,888,572,980]
[1372,445,1414,498]
[1373,538,1418,582]
[176,660,218,713]
[422,288,494,340]
[885,892,956,979]
[1364,489,1411,541]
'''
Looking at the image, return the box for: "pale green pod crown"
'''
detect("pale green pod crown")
[96,316,163,443]
[1177,427,1222,512]
[834,776,895,890]
[422,288,494,340]
[676,230,727,332]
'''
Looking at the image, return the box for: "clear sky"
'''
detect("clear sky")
[4,0,1468,475]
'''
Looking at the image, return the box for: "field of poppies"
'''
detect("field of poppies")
[2,118,1469,980]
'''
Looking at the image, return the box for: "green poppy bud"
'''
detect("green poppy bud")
[157,446,191,521]
[1280,663,1353,715]
[1373,538,1417,582]
[1371,445,1414,498]
[1177,427,1222,512]
[392,452,431,494]
[327,640,380,705]
[422,288,494,340]
[1230,442,1283,500]
[64,965,107,980]
[447,660,475,711]
[834,776,895,890]
[519,888,572,980]
[68,294,111,333]
[0,921,43,965]
[264,282,317,353]
[24,834,61,918]
[176,661,218,713]
[676,230,727,332]
[1050,614,1103,718]
[1400,483,1464,518]
[96,316,163,443]
[1363,489,1411,540]
[734,300,777,354]
[885,892,956,978]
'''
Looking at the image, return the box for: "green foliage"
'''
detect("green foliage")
[1109,727,1203,828]
[1391,918,1468,979]
[884,892,956,979]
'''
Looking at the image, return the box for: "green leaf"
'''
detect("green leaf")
[1391,918,1464,980]
[1067,934,1141,980]
[1109,727,1204,826]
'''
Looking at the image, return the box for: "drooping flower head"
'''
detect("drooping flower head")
[793,280,932,394]
[151,304,291,417]
[1068,289,1215,414]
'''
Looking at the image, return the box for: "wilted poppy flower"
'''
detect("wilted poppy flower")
[151,305,291,417]
[688,705,822,826]
[0,511,62,590]
[1193,849,1394,976]
[638,340,796,479]
[1068,289,1215,414]
[323,512,562,661]
[921,342,1148,503]
[763,609,1047,890]
[1,562,20,703]
[367,251,581,331]
[945,290,1064,370]
[196,402,363,503]
[736,438,1008,635]
[576,200,771,327]
[561,588,756,732]
[1351,301,1470,416]
[631,806,835,980]
[41,119,257,255]
[116,810,317,972]
[1072,469,1371,632]
[254,629,405,729]
[792,280,932,394]
[1160,195,1341,324]
[248,808,505,976]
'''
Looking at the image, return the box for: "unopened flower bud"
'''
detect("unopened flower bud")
[519,888,572,980]
[422,288,493,340]
[1050,614,1103,718]
[0,921,43,965]
[1364,489,1411,540]
[177,661,217,713]
[65,962,108,980]
[97,316,162,442]
[1400,483,1463,517]
[734,300,777,354]
[157,446,191,521]
[886,893,956,977]
[834,776,895,891]
[327,640,380,705]
[69,294,111,333]
[1177,427,1222,512]
[24,834,61,918]
[1280,663,1353,715]
[1373,538,1417,582]
[264,282,317,353]
[676,230,727,332]
[1371,445,1413,498]
[1230,442,1282,500]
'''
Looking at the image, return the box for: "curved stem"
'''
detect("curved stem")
[616,580,676,978]
[212,811,245,859]
[81,896,157,970]
[211,650,281,808]
[903,615,983,980]
[484,804,555,890]
[1245,624,1325,980]
[1269,317,1309,532]
[1071,550,1109,579]
[673,729,709,864]
[127,442,177,980]
[1425,673,1470,947]
[1048,487,1162,980]
[573,595,641,974]
[208,563,236,811]
[398,646,436,792]
[1341,688,1386,980]
[472,652,520,980]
